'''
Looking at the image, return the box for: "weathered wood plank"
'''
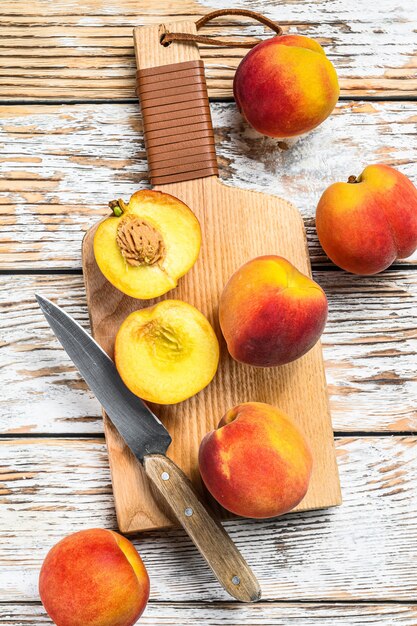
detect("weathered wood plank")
[1,101,416,269]
[1,436,417,601]
[1,271,416,435]
[1,0,416,99]
[2,602,417,625]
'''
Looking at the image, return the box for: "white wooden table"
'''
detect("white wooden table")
[1,1,417,624]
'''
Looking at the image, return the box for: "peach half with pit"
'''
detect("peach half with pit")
[199,402,313,518]
[94,189,201,299]
[219,255,328,367]
[39,528,150,626]
[115,300,220,405]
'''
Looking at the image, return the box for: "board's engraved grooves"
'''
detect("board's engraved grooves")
[136,60,218,185]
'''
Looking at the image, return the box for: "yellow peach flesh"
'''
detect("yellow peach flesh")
[94,190,201,299]
[115,300,219,404]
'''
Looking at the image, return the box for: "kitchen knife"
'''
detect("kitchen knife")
[35,294,261,603]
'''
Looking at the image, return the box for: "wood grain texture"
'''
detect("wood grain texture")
[1,101,415,269]
[3,602,417,625]
[85,21,339,533]
[84,178,340,531]
[2,271,416,435]
[1,0,416,100]
[1,435,417,602]
[2,2,417,618]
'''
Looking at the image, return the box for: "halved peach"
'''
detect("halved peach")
[115,300,219,404]
[94,190,201,299]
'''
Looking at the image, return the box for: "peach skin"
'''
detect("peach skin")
[219,256,328,367]
[233,35,339,138]
[316,164,417,274]
[94,189,201,299]
[39,528,150,626]
[199,402,313,518]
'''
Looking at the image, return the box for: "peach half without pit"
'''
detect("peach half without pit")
[219,255,328,367]
[115,300,220,404]
[199,402,313,519]
[39,528,150,626]
[94,189,201,299]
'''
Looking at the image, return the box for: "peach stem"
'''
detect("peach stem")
[109,198,128,217]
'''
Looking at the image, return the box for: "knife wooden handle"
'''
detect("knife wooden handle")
[143,454,261,602]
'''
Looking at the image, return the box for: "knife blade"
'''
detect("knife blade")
[35,294,261,603]
[35,294,171,461]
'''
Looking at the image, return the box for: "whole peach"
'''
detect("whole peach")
[199,402,313,518]
[39,529,149,626]
[316,164,417,274]
[233,35,339,138]
[219,255,328,367]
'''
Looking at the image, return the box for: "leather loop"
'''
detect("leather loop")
[161,9,282,48]
[137,60,218,185]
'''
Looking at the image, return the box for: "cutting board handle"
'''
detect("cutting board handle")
[133,22,218,186]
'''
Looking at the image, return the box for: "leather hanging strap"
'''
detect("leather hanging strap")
[136,60,218,185]
[161,9,283,48]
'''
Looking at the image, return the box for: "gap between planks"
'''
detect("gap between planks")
[1,432,417,439]
[2,270,417,434]
[1,100,416,270]
[2,95,417,106]
[2,435,417,602]
[1,0,416,100]
[3,601,417,626]
[2,263,417,275]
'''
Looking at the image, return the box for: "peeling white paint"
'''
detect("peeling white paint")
[1,101,416,269]
[1,0,416,99]
[196,0,417,78]
[1,3,417,620]
[1,272,416,434]
[1,437,417,603]
[3,601,417,625]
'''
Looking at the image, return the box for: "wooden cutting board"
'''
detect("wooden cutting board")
[82,20,341,533]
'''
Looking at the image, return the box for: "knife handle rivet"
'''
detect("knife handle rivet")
[232,576,240,586]
[184,507,193,517]
[161,472,170,481]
